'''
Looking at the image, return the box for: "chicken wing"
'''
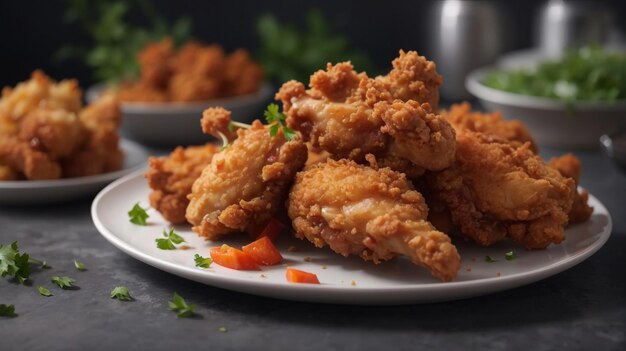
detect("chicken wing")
[185,108,307,240]
[426,131,575,249]
[0,136,61,180]
[288,158,460,282]
[145,143,218,224]
[276,51,454,177]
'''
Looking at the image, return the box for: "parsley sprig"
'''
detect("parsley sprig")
[51,276,76,290]
[194,254,213,269]
[128,202,149,225]
[0,304,17,318]
[38,286,53,297]
[169,292,196,318]
[0,242,31,284]
[505,251,517,261]
[110,286,132,301]
[156,228,186,250]
[74,260,87,271]
[264,103,296,141]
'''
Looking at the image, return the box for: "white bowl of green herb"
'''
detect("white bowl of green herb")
[466,46,626,148]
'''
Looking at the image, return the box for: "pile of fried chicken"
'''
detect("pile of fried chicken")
[115,38,264,103]
[0,71,124,180]
[146,50,593,282]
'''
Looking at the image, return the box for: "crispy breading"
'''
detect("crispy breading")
[426,131,575,249]
[444,102,537,152]
[548,153,594,224]
[276,52,454,177]
[288,158,460,281]
[186,111,307,240]
[145,143,218,224]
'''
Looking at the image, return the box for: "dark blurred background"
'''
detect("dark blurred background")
[1,0,624,88]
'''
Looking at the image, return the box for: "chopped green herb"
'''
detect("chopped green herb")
[128,202,149,225]
[505,251,517,261]
[156,228,186,250]
[0,304,16,317]
[220,143,229,151]
[194,254,213,269]
[485,256,498,263]
[264,103,297,141]
[51,276,76,289]
[110,286,132,301]
[0,242,31,284]
[168,292,196,318]
[74,259,87,271]
[38,286,53,297]
[218,327,227,333]
[483,46,626,103]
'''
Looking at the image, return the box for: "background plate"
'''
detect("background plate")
[0,139,149,205]
[92,170,612,305]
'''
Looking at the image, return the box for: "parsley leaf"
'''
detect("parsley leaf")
[168,292,196,318]
[29,257,50,269]
[0,304,17,318]
[264,103,296,141]
[156,228,186,250]
[194,254,213,269]
[110,286,132,301]
[74,260,87,271]
[505,251,517,261]
[485,256,498,263]
[218,327,227,333]
[51,276,76,289]
[38,286,53,297]
[128,202,149,225]
[0,242,31,284]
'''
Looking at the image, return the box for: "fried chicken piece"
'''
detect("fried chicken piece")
[186,108,308,240]
[62,97,124,177]
[137,38,174,89]
[18,108,85,159]
[276,51,454,177]
[0,137,61,180]
[0,70,82,134]
[548,154,594,224]
[145,143,219,224]
[426,131,575,249]
[288,158,460,281]
[443,102,537,152]
[223,49,264,96]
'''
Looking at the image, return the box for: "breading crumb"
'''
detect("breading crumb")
[351,280,356,286]
[287,246,297,252]
[304,256,311,262]
[260,274,266,278]
[322,265,327,270]
[496,272,501,277]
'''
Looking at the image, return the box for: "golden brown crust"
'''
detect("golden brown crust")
[444,102,537,152]
[145,143,218,224]
[277,51,453,177]
[0,72,124,180]
[186,112,308,240]
[115,39,263,102]
[288,158,460,281]
[548,153,594,224]
[426,131,575,249]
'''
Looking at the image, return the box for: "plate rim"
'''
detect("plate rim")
[91,170,613,304]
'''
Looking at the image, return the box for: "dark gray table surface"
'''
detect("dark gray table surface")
[1,147,624,351]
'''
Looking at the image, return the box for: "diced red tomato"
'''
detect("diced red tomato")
[242,236,283,265]
[256,218,284,241]
[210,245,259,270]
[285,268,320,284]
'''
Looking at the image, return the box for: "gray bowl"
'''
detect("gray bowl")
[86,82,274,148]
[465,67,626,149]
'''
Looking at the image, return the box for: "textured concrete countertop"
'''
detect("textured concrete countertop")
[1,148,624,351]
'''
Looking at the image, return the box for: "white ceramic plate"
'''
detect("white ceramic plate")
[92,170,612,305]
[0,140,149,205]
